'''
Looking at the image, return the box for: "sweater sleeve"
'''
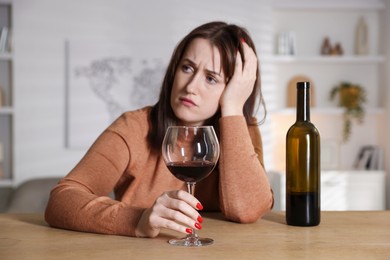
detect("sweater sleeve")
[45,129,145,237]
[218,116,273,223]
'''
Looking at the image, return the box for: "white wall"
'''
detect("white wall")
[12,0,274,185]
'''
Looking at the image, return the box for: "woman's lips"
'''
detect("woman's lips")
[180,97,197,107]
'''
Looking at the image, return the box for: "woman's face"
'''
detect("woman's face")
[170,38,226,126]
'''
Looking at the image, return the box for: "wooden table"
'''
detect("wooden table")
[0,211,389,259]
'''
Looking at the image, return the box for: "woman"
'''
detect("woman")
[45,21,273,238]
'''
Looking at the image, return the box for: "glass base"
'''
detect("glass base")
[168,234,213,247]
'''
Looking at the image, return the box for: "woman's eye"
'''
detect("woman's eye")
[206,75,217,85]
[182,64,193,73]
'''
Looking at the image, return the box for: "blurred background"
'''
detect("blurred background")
[0,0,389,212]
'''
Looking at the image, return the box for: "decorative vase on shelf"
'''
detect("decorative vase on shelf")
[276,31,296,56]
[355,16,369,55]
[331,42,344,56]
[320,37,332,55]
[329,82,367,142]
[320,37,343,56]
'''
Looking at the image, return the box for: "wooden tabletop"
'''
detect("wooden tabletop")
[0,211,389,259]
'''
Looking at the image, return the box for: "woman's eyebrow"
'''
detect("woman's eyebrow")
[182,58,224,78]
[206,68,223,78]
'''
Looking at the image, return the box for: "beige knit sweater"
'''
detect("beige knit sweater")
[45,107,273,237]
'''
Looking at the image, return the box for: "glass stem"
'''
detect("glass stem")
[186,182,198,238]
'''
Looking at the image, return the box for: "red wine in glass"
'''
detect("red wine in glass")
[167,161,216,183]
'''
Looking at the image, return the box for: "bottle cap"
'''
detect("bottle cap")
[297,81,310,89]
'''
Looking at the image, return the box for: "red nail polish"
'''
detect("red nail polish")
[241,37,245,43]
[195,223,202,230]
[196,203,203,210]
[186,228,193,234]
[197,215,203,223]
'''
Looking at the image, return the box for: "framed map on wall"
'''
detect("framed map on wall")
[64,40,169,149]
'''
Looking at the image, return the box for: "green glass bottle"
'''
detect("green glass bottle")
[286,81,321,226]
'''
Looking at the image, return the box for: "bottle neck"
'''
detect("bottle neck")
[296,84,310,122]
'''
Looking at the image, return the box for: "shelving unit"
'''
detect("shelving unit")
[264,55,385,64]
[268,0,387,205]
[270,1,385,107]
[0,2,13,187]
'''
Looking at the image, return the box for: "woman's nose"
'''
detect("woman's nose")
[185,73,201,94]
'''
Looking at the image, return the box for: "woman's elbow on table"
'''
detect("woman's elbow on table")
[44,198,60,227]
[224,209,265,224]
[223,198,273,224]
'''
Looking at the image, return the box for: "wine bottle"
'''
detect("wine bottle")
[286,81,320,226]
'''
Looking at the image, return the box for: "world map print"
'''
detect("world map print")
[65,40,169,149]
[74,57,165,122]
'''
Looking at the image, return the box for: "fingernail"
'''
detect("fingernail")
[186,228,193,234]
[241,37,245,43]
[197,215,203,223]
[196,203,203,210]
[195,223,202,230]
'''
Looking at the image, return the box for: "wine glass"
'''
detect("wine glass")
[162,126,220,247]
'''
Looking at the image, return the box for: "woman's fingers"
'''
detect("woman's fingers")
[164,190,202,213]
[235,50,243,73]
[155,191,203,231]
[157,190,202,225]
[241,41,258,79]
[220,41,258,116]
[135,190,203,237]
[158,207,201,232]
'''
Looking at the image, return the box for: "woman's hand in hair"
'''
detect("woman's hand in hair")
[219,41,258,117]
[135,190,203,238]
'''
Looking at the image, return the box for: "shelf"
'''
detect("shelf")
[0,107,13,115]
[0,179,13,187]
[0,52,12,60]
[273,0,385,11]
[264,55,385,64]
[271,107,385,116]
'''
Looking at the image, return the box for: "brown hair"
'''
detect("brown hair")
[148,21,266,151]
